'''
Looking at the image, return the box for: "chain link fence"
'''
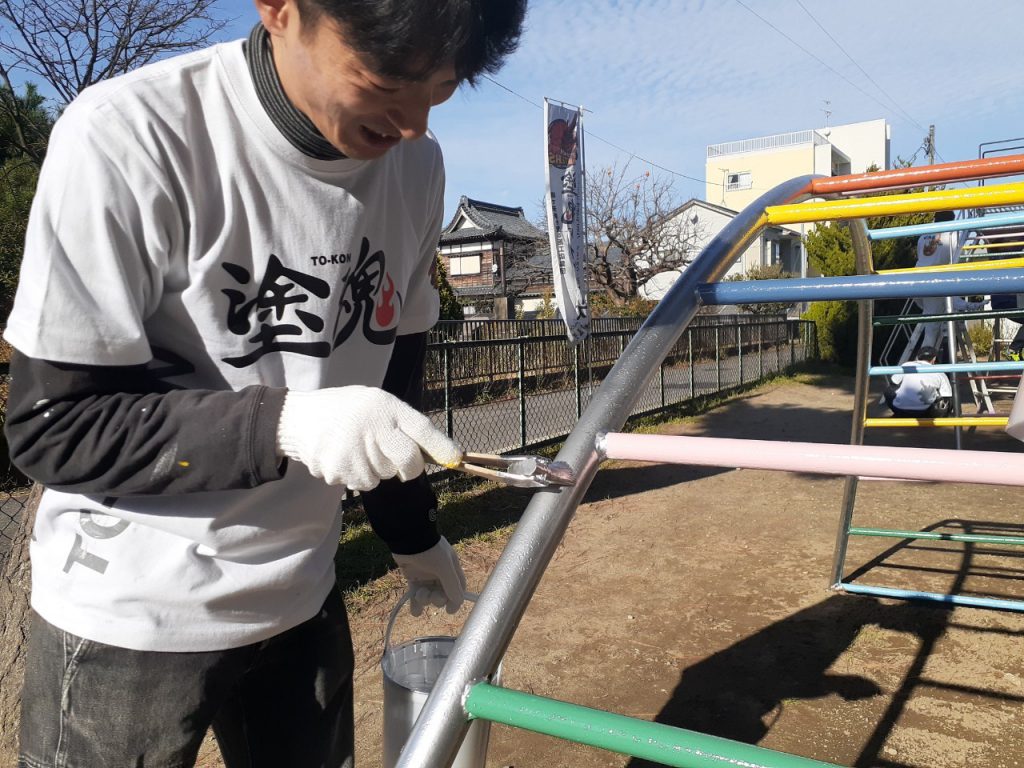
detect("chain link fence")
[1,360,34,566]
[0,316,817,565]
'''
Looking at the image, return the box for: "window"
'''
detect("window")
[726,171,752,191]
[449,254,482,276]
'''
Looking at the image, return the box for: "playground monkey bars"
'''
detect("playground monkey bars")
[394,155,1024,768]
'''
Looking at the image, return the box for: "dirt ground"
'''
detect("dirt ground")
[201,373,1024,768]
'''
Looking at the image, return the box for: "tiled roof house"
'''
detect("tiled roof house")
[438,196,549,311]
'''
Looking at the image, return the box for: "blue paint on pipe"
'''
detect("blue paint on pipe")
[867,210,1024,240]
[839,583,1024,613]
[869,361,1024,375]
[698,268,1024,305]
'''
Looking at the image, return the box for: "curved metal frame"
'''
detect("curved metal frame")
[830,220,874,587]
[397,153,1024,768]
[394,174,822,768]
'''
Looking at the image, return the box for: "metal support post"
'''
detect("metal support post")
[443,344,453,438]
[574,343,582,418]
[737,324,744,383]
[715,326,722,391]
[759,323,764,378]
[518,340,526,449]
[687,329,694,398]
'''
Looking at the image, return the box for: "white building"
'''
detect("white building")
[640,199,803,303]
[691,118,892,296]
[705,118,891,213]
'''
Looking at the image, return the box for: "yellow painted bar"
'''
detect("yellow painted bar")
[962,241,1024,250]
[864,417,1009,428]
[878,257,1024,274]
[765,182,1024,225]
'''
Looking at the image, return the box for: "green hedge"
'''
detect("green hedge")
[802,300,858,367]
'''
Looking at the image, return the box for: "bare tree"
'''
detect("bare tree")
[0,0,227,105]
[586,162,705,306]
[500,236,550,299]
[0,1,227,759]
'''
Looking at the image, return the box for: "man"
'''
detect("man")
[4,0,526,765]
[914,210,958,351]
[883,348,953,418]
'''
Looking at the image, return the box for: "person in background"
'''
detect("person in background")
[883,347,953,418]
[4,1,527,766]
[914,210,959,351]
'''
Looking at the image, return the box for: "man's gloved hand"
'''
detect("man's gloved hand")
[392,537,466,615]
[276,386,462,491]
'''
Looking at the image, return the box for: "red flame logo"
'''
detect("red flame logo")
[375,273,396,327]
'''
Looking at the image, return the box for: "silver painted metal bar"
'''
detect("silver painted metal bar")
[393,175,821,768]
[829,220,873,588]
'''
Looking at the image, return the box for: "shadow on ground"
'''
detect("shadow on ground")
[626,595,951,768]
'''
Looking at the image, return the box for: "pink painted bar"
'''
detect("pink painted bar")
[599,433,1024,487]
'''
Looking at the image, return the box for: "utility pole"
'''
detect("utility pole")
[927,124,936,165]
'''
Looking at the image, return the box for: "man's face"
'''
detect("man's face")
[268,7,459,160]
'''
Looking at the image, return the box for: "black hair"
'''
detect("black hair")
[934,210,956,223]
[297,0,527,84]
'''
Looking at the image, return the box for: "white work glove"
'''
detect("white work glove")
[276,386,462,491]
[392,537,467,615]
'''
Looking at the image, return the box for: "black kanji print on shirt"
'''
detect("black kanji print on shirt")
[220,239,401,369]
[331,237,401,348]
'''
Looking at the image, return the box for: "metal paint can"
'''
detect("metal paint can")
[381,592,501,768]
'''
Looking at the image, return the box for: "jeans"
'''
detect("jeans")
[18,588,354,768]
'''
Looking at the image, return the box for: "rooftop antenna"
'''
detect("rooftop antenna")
[822,99,832,136]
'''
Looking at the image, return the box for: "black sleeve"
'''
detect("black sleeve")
[4,349,286,496]
[360,331,442,555]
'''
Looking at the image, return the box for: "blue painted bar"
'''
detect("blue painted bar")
[838,583,1024,613]
[869,361,1024,376]
[698,268,1024,305]
[867,210,1024,240]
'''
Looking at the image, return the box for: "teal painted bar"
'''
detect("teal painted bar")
[464,683,842,768]
[848,527,1024,546]
[873,308,1024,326]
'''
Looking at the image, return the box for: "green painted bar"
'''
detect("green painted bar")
[464,683,842,768]
[849,527,1024,546]
[873,309,1024,326]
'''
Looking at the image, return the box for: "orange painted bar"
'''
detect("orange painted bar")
[810,154,1024,196]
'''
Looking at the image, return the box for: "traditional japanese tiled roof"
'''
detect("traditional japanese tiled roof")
[439,196,547,245]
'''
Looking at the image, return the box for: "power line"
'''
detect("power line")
[792,0,945,164]
[733,0,939,153]
[481,74,542,110]
[481,74,725,188]
[793,0,926,134]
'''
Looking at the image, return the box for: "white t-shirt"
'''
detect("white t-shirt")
[889,361,953,411]
[915,230,955,268]
[5,41,443,651]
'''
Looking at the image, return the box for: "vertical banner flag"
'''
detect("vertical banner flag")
[544,98,589,343]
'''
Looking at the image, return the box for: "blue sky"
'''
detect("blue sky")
[152,1,1024,223]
